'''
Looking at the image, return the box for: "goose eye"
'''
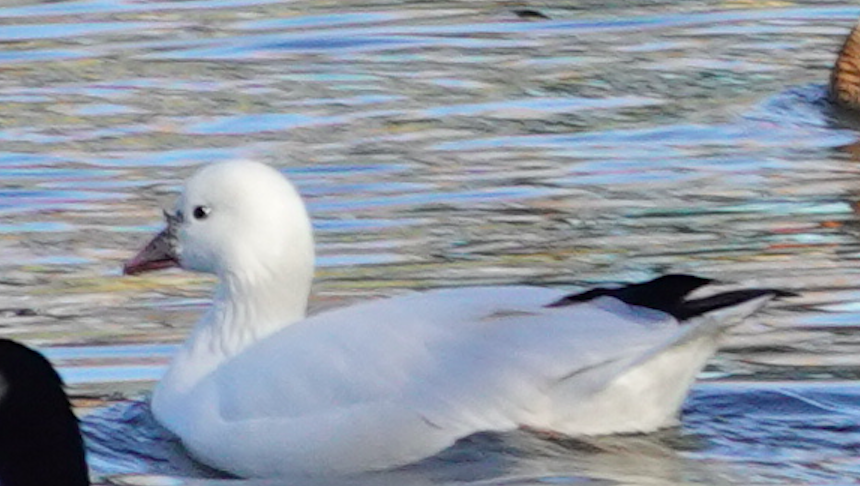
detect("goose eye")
[193,206,211,220]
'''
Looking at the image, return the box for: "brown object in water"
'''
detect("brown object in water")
[831,21,860,110]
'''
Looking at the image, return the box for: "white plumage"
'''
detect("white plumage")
[124,160,782,478]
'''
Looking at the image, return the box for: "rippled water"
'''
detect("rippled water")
[3,0,860,484]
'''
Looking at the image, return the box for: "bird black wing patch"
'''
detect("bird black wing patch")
[548,274,794,321]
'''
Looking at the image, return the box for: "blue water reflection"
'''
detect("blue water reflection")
[0,0,859,484]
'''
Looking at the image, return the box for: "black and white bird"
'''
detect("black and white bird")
[124,160,790,479]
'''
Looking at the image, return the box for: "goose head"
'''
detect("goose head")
[125,160,314,278]
[124,161,316,336]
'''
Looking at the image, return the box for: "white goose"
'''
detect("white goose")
[124,160,789,479]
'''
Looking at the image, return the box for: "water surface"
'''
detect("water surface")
[1,0,860,484]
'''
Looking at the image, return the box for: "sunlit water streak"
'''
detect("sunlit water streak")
[0,0,859,484]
